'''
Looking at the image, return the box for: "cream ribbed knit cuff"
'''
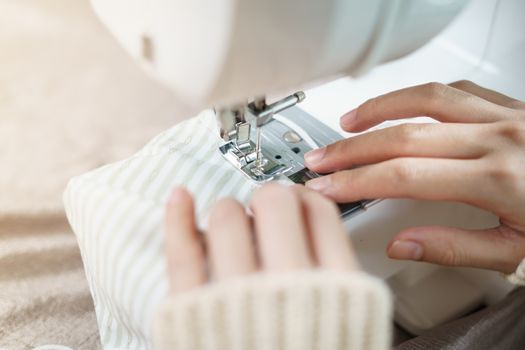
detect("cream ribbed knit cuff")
[153,271,392,350]
[506,258,525,286]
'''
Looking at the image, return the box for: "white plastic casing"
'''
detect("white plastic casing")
[90,0,467,109]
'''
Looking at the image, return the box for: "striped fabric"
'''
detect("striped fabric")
[64,110,259,350]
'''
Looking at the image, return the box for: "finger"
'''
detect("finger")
[250,183,312,272]
[450,80,525,110]
[386,224,525,274]
[165,187,206,294]
[306,158,484,204]
[207,198,257,281]
[340,82,519,132]
[305,123,489,173]
[292,186,358,270]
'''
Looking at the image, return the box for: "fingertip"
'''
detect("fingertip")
[304,147,326,168]
[387,240,424,261]
[292,183,329,200]
[294,183,335,207]
[167,187,192,206]
[305,174,353,203]
[305,176,331,194]
[165,187,196,237]
[387,227,426,256]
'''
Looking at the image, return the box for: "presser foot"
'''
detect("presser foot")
[218,140,293,182]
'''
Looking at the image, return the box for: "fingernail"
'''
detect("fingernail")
[340,109,357,128]
[305,176,330,192]
[169,187,187,203]
[388,240,423,261]
[304,147,326,166]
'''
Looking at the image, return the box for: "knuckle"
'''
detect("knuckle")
[431,235,467,267]
[423,82,448,99]
[395,124,424,149]
[361,96,381,116]
[485,154,522,194]
[438,247,463,266]
[496,120,525,145]
[421,82,449,112]
[391,160,415,184]
[397,124,414,141]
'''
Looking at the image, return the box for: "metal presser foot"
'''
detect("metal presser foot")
[215,92,377,218]
[216,92,305,182]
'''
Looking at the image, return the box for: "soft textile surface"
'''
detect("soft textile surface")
[64,111,259,350]
[0,216,98,349]
[154,272,392,350]
[395,287,525,350]
[0,0,188,348]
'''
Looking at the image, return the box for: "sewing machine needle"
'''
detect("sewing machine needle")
[255,125,263,168]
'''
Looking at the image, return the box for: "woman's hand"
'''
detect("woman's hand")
[163,184,358,294]
[304,81,525,274]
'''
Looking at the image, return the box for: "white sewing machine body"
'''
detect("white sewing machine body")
[91,0,524,336]
[90,0,468,107]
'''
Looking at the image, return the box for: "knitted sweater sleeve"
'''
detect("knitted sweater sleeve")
[506,257,525,286]
[153,271,392,350]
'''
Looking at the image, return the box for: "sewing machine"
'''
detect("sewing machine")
[91,0,516,335]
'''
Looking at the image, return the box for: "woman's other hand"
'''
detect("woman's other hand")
[304,81,525,273]
[163,184,358,294]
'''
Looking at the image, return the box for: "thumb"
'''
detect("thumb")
[386,225,525,274]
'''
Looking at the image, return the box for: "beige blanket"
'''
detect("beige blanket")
[0,0,189,348]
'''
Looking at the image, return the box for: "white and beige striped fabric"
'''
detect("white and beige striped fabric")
[64,110,259,350]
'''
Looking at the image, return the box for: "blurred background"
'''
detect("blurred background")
[0,1,191,348]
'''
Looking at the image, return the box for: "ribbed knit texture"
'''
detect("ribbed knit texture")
[506,258,525,286]
[154,271,392,350]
